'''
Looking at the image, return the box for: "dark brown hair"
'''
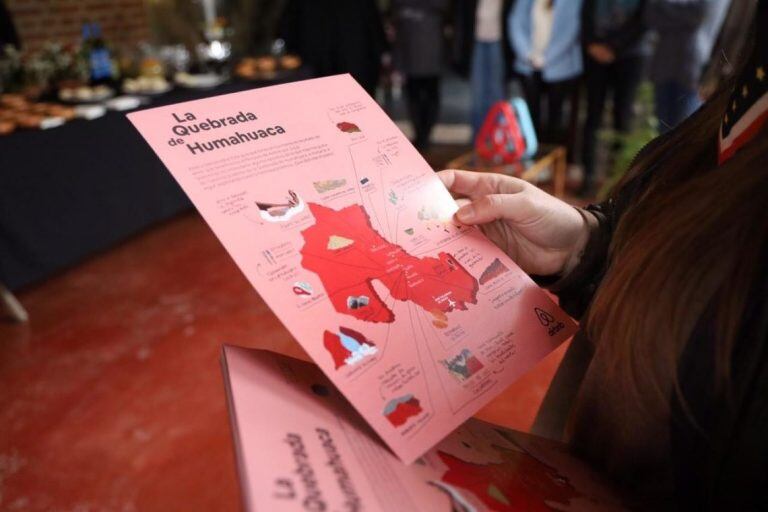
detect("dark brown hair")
[581,66,768,448]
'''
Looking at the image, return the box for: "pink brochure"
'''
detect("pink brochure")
[127,74,577,463]
[222,345,627,511]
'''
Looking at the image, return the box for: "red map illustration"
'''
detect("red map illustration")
[383,395,423,427]
[437,447,581,512]
[300,203,478,323]
[323,326,377,370]
[336,121,361,133]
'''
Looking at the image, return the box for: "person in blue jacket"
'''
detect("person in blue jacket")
[509,0,583,147]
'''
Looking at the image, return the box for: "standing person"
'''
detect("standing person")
[392,0,448,150]
[278,0,387,97]
[453,0,515,137]
[645,0,729,133]
[0,0,20,50]
[509,0,583,147]
[580,0,649,196]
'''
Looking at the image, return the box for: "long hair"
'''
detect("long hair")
[569,29,768,476]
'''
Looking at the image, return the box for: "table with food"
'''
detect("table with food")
[0,36,310,292]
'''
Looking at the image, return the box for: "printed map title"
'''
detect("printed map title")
[167,111,287,155]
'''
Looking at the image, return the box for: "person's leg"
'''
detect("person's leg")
[404,76,427,148]
[471,42,491,137]
[545,77,576,145]
[519,72,542,137]
[654,81,674,134]
[540,77,553,142]
[612,56,644,134]
[655,80,701,133]
[674,83,702,128]
[470,42,485,137]
[422,75,441,148]
[581,60,610,192]
[485,41,505,120]
[593,56,645,192]
[472,41,505,138]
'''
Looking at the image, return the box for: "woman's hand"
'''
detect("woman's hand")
[438,170,590,277]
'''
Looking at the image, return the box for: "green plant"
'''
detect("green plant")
[597,81,658,199]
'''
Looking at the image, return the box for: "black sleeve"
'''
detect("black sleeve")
[540,123,674,320]
[581,0,597,46]
[541,202,615,320]
[541,169,662,321]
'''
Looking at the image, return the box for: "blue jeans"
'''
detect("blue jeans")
[471,41,505,137]
[654,81,702,134]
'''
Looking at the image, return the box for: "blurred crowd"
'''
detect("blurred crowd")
[0,0,751,196]
[279,0,751,195]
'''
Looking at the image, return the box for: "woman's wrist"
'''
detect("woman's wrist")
[560,207,598,277]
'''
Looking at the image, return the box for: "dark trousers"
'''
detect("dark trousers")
[581,56,644,181]
[519,71,578,147]
[654,80,701,134]
[404,75,440,149]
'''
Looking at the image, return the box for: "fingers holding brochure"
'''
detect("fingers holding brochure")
[438,169,589,277]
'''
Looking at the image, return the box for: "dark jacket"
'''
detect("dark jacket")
[278,0,387,96]
[392,0,448,77]
[581,0,648,59]
[645,0,730,88]
[536,121,768,508]
[451,0,515,79]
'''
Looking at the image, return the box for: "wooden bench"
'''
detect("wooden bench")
[446,144,568,198]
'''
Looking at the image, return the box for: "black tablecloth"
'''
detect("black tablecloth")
[0,74,309,291]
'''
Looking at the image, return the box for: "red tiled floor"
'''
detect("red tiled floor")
[0,212,566,511]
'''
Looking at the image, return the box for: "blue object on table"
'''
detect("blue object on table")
[510,97,538,159]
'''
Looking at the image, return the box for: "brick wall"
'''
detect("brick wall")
[6,0,150,54]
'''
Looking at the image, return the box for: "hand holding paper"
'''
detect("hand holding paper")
[438,170,590,277]
[128,74,577,463]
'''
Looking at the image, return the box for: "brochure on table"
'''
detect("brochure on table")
[127,74,577,463]
[222,346,626,512]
